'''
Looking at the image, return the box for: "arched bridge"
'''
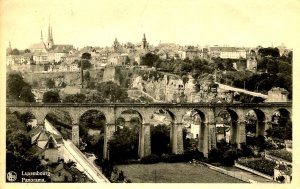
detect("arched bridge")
[7,102,292,159]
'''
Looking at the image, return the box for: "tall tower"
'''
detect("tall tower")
[142,33,148,49]
[40,30,43,41]
[6,41,12,55]
[47,24,54,49]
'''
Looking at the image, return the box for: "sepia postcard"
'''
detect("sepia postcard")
[1,0,300,188]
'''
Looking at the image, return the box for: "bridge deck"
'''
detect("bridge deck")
[6,102,292,108]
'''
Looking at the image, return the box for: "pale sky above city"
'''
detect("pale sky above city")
[1,0,300,49]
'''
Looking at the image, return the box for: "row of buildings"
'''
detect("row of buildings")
[6,24,292,73]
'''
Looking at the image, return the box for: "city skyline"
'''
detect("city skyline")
[1,0,300,49]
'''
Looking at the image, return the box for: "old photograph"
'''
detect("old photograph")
[1,0,299,186]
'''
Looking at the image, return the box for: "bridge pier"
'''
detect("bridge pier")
[72,124,80,147]
[104,123,116,160]
[198,123,209,157]
[171,123,184,154]
[237,121,246,148]
[139,123,151,158]
[208,122,217,151]
[176,123,184,154]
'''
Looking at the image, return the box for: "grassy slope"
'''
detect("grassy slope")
[117,162,243,183]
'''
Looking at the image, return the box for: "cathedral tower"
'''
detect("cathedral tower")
[142,33,148,49]
[47,24,54,49]
[40,30,43,41]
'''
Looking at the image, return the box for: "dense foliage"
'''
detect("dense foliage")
[266,120,292,141]
[63,93,86,103]
[7,73,35,102]
[45,78,56,88]
[42,91,60,103]
[258,47,280,58]
[108,126,139,162]
[151,124,171,156]
[208,140,254,166]
[237,158,277,176]
[141,53,159,67]
[231,56,292,99]
[77,59,92,70]
[97,81,128,102]
[267,149,292,162]
[45,112,72,139]
[78,110,106,160]
[6,111,44,182]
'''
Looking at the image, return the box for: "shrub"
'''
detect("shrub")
[208,148,222,163]
[268,149,292,162]
[140,154,160,164]
[238,158,276,176]
[221,149,241,166]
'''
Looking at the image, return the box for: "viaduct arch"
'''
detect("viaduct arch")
[7,102,292,158]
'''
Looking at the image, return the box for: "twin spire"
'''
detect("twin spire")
[39,22,54,49]
[40,23,54,42]
[48,23,53,42]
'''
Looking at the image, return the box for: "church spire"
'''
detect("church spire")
[48,23,51,41]
[40,30,43,41]
[47,22,54,49]
[50,26,53,39]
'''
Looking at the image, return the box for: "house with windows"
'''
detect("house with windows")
[28,125,64,164]
[209,46,247,59]
[45,163,89,182]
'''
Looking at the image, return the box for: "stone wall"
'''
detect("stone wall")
[103,66,120,85]
[131,74,236,103]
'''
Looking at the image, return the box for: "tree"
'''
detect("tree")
[63,93,86,103]
[6,112,44,181]
[81,52,91,60]
[151,124,171,155]
[10,48,20,55]
[78,53,92,70]
[24,49,31,53]
[109,126,139,162]
[7,73,26,99]
[42,91,60,103]
[79,110,106,131]
[45,78,55,88]
[19,86,35,102]
[266,59,279,74]
[7,73,35,102]
[141,53,159,67]
[97,81,128,102]
[258,47,280,58]
[84,71,91,82]
[78,59,92,70]
[85,93,106,103]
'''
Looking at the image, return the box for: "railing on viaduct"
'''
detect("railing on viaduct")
[6,101,292,108]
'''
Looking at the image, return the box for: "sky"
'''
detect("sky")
[1,0,300,49]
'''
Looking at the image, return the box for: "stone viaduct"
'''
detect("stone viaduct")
[7,102,292,159]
